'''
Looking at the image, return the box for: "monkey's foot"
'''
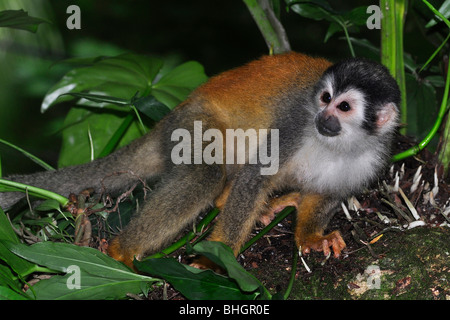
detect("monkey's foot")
[107,237,140,270]
[190,256,225,274]
[260,192,302,226]
[296,230,346,258]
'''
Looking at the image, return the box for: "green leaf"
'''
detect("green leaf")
[132,95,171,122]
[0,241,38,281]
[98,113,135,158]
[136,241,270,300]
[41,53,207,166]
[0,9,48,33]
[5,242,158,300]
[192,242,264,294]
[7,242,134,277]
[61,92,130,106]
[152,61,208,109]
[25,271,151,300]
[134,257,258,300]
[324,21,341,42]
[343,6,370,26]
[425,0,450,28]
[0,207,18,244]
[41,54,163,112]
[0,209,37,278]
[286,0,335,21]
[35,199,63,212]
[57,107,142,167]
[0,285,30,300]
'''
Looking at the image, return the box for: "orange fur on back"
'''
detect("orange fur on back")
[193,52,332,129]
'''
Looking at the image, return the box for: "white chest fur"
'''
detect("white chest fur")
[288,137,382,197]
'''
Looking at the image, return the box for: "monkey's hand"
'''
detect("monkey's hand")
[296,230,346,258]
[259,192,302,226]
[107,237,140,270]
[190,256,226,274]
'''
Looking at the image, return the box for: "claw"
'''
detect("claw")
[297,230,346,258]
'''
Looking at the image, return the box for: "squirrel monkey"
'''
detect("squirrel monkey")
[0,52,400,269]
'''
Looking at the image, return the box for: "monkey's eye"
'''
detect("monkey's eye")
[337,101,351,112]
[321,92,332,104]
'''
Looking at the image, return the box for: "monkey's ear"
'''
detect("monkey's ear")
[376,103,398,133]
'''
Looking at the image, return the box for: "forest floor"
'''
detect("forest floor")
[144,134,450,300]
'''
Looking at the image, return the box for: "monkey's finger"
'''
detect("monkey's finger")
[331,235,346,258]
[302,246,311,255]
[322,239,331,257]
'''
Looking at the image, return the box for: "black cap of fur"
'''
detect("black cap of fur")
[319,58,401,135]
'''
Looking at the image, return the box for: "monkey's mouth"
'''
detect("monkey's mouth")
[315,113,341,137]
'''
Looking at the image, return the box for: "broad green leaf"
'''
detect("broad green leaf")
[6,242,151,280]
[41,53,207,166]
[0,207,18,244]
[5,242,157,300]
[97,114,135,158]
[57,107,142,167]
[151,61,208,109]
[0,9,47,33]
[0,241,37,279]
[0,285,30,300]
[35,199,63,212]
[133,95,171,122]
[0,209,38,277]
[41,54,164,112]
[324,22,341,43]
[286,0,335,21]
[134,257,258,300]
[0,263,31,300]
[192,241,263,294]
[343,6,369,26]
[26,271,151,300]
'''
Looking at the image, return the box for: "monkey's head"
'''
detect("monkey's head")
[312,58,400,149]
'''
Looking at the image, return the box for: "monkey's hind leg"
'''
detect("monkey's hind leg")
[108,163,225,268]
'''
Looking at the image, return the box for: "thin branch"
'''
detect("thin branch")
[243,0,291,54]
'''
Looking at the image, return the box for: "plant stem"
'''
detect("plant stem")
[381,0,408,135]
[147,208,220,259]
[98,113,134,158]
[0,178,69,207]
[283,245,299,300]
[392,56,450,162]
[243,0,291,54]
[395,0,408,135]
[240,206,295,254]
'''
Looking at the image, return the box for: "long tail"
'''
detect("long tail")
[0,132,164,209]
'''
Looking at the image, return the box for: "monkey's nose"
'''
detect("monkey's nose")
[315,113,341,137]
